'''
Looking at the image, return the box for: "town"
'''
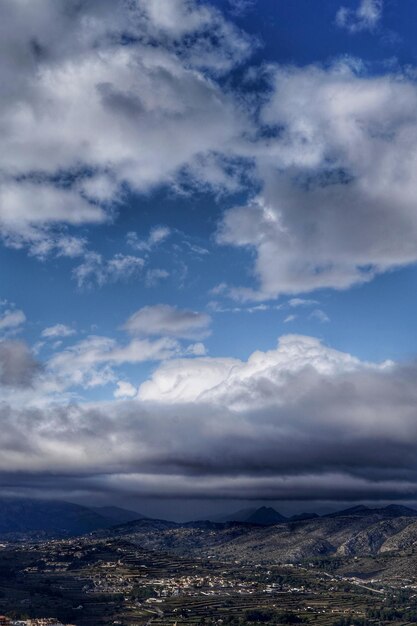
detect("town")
[0,532,415,626]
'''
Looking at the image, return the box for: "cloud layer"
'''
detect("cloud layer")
[2,1,417,509]
[2,332,417,504]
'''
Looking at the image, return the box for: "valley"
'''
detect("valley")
[1,505,417,625]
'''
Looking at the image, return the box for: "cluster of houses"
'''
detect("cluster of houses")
[0,617,76,626]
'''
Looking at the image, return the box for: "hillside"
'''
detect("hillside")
[91,505,145,524]
[103,505,417,567]
[0,498,114,538]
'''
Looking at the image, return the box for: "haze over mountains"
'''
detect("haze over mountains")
[5,498,417,582]
[3,498,417,550]
[0,499,147,538]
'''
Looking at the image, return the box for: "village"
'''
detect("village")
[0,618,76,626]
[0,533,412,626]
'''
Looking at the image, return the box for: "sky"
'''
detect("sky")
[3,0,417,520]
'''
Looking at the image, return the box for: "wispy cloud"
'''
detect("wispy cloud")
[0,309,26,333]
[41,325,76,339]
[145,269,170,287]
[284,314,297,323]
[310,309,331,323]
[123,305,211,340]
[336,0,383,33]
[127,226,172,253]
[73,253,145,288]
[288,298,319,308]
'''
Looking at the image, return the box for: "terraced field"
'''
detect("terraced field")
[0,534,414,626]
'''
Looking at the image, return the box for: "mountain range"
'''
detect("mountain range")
[3,499,417,559]
[0,499,146,538]
[99,503,417,569]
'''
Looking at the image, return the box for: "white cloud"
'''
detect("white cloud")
[1,0,413,305]
[5,230,88,260]
[0,0,252,252]
[138,334,378,406]
[114,381,137,399]
[310,309,330,323]
[47,335,180,391]
[123,304,211,339]
[0,309,26,332]
[284,314,296,323]
[209,301,280,314]
[41,324,76,339]
[128,226,171,253]
[4,332,417,503]
[185,342,207,356]
[219,61,417,298]
[336,0,383,33]
[0,182,104,230]
[288,298,318,308]
[73,253,145,288]
[145,269,170,287]
[139,354,240,403]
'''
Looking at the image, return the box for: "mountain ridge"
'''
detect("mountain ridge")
[102,503,417,564]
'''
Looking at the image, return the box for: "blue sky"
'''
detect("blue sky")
[2,0,417,516]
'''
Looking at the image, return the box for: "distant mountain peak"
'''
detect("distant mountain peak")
[383,504,417,516]
[213,506,287,526]
[246,506,287,526]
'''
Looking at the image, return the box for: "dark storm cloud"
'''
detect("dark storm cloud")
[1,335,417,503]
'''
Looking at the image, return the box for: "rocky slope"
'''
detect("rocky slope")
[104,506,417,565]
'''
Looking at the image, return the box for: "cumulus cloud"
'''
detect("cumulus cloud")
[0,0,252,252]
[2,0,415,304]
[123,304,211,339]
[114,381,137,399]
[219,61,417,298]
[185,342,207,356]
[0,182,104,234]
[138,334,377,405]
[14,318,211,398]
[336,0,383,33]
